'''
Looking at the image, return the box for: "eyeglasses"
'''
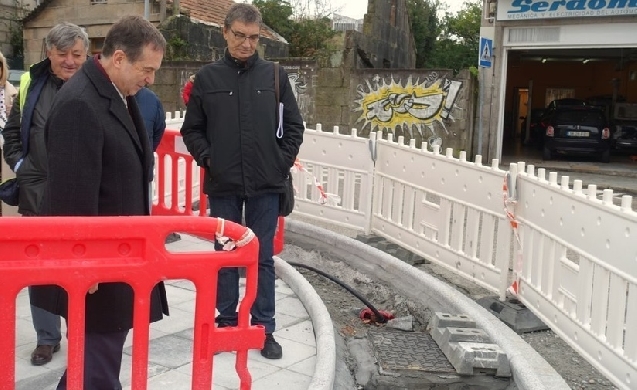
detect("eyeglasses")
[230,28,260,44]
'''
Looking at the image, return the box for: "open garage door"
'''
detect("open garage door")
[494,23,637,162]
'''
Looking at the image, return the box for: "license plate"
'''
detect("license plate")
[567,131,588,137]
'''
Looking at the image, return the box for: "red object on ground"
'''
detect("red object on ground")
[359,308,395,323]
[0,216,264,390]
[153,128,285,255]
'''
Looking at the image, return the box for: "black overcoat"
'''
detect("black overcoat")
[30,57,169,333]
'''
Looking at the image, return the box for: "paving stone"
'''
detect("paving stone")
[16,367,64,390]
[124,333,193,369]
[429,312,476,331]
[447,342,511,377]
[477,296,549,334]
[432,326,491,346]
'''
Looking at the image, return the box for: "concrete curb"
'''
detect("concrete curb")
[285,219,570,390]
[274,256,336,390]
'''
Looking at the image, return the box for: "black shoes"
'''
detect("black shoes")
[30,343,61,366]
[260,333,282,359]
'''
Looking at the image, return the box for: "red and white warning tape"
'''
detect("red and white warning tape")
[292,159,341,206]
[216,159,340,251]
[503,172,523,297]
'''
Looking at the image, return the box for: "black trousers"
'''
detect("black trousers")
[56,330,129,390]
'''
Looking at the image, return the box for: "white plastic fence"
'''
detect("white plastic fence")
[513,163,637,390]
[371,134,512,300]
[161,116,637,390]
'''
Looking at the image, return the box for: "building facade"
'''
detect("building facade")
[478,0,637,161]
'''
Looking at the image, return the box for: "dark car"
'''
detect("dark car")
[543,106,611,163]
[520,108,546,147]
[545,98,587,112]
[612,103,637,153]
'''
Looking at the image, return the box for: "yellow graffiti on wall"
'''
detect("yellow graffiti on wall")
[354,74,463,135]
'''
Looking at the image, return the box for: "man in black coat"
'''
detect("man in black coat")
[180,3,304,360]
[33,16,168,390]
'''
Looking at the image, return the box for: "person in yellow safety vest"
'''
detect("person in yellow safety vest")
[0,22,89,367]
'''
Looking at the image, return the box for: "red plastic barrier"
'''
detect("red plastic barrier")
[153,129,285,255]
[0,216,263,390]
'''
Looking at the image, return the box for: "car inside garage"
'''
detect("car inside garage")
[479,4,637,164]
[501,47,637,162]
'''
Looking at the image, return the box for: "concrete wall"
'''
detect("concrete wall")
[156,57,319,118]
[274,58,318,127]
[350,69,474,152]
[151,60,206,112]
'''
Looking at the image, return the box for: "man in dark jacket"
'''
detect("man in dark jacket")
[134,86,179,242]
[33,16,168,390]
[180,3,304,360]
[135,86,165,152]
[2,22,88,366]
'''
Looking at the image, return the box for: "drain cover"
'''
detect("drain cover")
[368,330,455,373]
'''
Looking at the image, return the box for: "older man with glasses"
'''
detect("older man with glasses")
[180,3,304,359]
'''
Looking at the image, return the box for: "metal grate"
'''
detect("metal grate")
[508,27,560,43]
[368,330,456,373]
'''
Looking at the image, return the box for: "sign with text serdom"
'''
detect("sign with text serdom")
[497,0,637,20]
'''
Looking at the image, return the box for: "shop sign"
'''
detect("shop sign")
[497,0,637,20]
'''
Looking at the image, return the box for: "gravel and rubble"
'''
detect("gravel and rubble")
[285,215,619,390]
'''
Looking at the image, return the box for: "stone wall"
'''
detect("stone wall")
[349,69,475,153]
[160,16,288,63]
[273,58,318,127]
[269,59,475,153]
[151,60,206,113]
[0,2,24,66]
[358,0,416,69]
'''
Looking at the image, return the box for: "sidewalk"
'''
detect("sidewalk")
[14,234,318,390]
[500,155,637,194]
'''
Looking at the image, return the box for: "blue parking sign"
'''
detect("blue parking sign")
[479,37,492,68]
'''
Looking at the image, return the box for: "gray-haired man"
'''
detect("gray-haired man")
[2,22,89,366]
[181,3,305,360]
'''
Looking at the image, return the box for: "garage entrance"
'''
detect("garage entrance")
[501,47,637,161]
[490,23,637,164]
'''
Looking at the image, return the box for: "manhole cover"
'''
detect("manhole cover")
[368,330,455,373]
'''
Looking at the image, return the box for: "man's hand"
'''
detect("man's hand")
[88,284,99,294]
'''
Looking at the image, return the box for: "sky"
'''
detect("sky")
[331,0,467,19]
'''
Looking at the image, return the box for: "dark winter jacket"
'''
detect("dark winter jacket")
[30,57,169,333]
[180,50,304,197]
[2,59,64,215]
[135,87,165,152]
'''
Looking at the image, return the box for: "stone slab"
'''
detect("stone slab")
[429,311,476,331]
[448,342,511,377]
[477,296,549,334]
